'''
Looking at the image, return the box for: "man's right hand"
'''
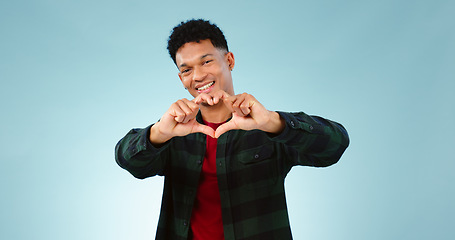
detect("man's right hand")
[149,98,215,145]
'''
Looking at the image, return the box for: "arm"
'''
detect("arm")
[213,92,285,138]
[206,90,348,167]
[273,111,350,167]
[115,126,170,179]
[115,98,214,179]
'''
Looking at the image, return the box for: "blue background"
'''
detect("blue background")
[1,0,454,239]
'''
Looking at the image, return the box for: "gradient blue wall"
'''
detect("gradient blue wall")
[1,0,454,239]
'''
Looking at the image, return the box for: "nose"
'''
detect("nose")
[192,66,207,81]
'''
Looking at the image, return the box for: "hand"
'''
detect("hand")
[149,98,215,145]
[214,92,285,138]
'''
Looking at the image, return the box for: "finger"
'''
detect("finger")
[186,99,201,111]
[239,97,254,116]
[175,100,192,123]
[193,94,203,104]
[168,100,189,123]
[222,97,235,113]
[231,94,248,117]
[212,94,220,105]
[177,99,199,123]
[171,107,186,123]
[191,122,215,138]
[183,99,200,122]
[212,90,230,105]
[239,102,251,116]
[194,93,214,105]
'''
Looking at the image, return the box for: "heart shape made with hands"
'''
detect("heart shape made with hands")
[152,92,282,145]
[193,92,266,138]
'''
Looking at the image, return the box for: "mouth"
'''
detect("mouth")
[196,81,215,93]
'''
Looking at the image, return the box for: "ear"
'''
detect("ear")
[226,52,235,70]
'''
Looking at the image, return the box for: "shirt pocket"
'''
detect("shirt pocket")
[234,144,278,189]
[238,144,274,165]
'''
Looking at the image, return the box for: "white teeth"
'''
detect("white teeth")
[197,81,214,91]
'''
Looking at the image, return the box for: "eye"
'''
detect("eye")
[181,68,191,75]
[203,60,213,65]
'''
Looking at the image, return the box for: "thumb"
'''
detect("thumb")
[215,120,238,138]
[191,122,215,138]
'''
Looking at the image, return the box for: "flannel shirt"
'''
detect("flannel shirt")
[115,111,349,240]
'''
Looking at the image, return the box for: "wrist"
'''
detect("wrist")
[263,111,285,135]
[149,122,172,145]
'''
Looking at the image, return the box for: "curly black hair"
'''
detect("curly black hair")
[167,19,229,64]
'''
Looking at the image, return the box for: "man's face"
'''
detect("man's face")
[176,39,235,98]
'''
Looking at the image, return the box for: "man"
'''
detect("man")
[115,19,349,240]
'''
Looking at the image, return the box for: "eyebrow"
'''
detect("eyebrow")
[201,54,213,59]
[178,54,214,69]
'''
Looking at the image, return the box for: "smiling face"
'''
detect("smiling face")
[176,39,235,98]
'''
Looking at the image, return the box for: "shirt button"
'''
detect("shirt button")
[254,154,259,159]
[183,220,188,226]
[309,125,314,130]
[219,161,222,167]
[290,120,295,127]
[197,160,202,165]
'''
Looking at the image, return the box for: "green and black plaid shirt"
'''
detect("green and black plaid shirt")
[115,111,349,240]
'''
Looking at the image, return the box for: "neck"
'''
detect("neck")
[200,102,232,123]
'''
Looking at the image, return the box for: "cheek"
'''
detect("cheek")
[180,77,191,88]
[213,67,227,80]
[219,69,231,82]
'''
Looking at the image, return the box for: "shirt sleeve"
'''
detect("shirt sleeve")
[271,111,350,168]
[115,125,170,179]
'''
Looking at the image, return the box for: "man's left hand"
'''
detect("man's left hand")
[202,91,285,138]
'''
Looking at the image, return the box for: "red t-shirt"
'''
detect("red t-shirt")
[190,121,224,240]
